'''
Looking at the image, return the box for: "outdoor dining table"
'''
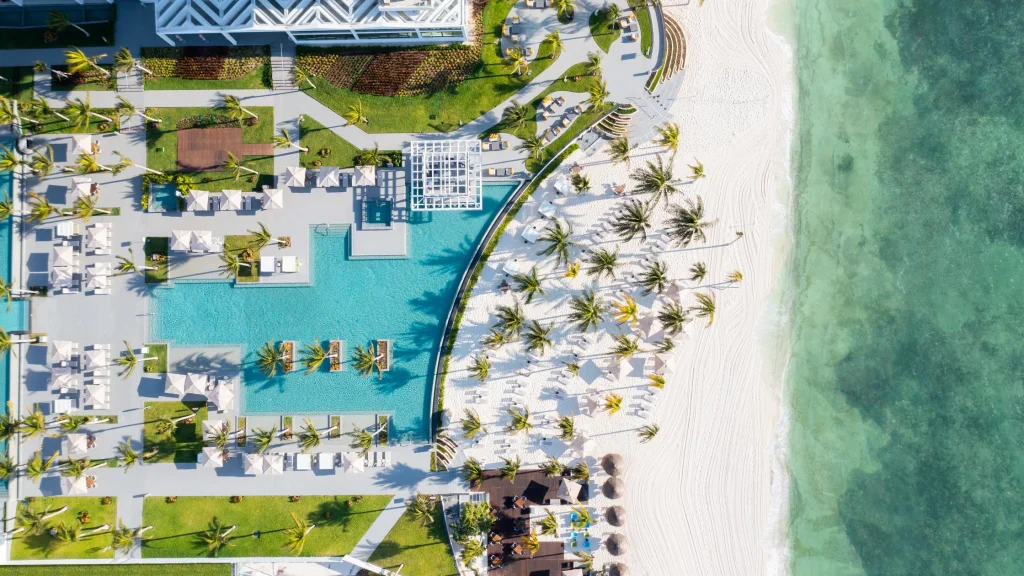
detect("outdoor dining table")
[513,495,527,508]
[490,532,503,543]
[512,542,524,555]
[489,555,503,567]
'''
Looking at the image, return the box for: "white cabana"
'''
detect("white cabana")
[317,453,334,470]
[52,245,74,268]
[567,432,594,457]
[557,477,582,503]
[51,340,77,363]
[200,446,224,468]
[502,258,524,276]
[538,201,557,218]
[186,190,210,211]
[72,134,92,155]
[86,268,110,290]
[654,353,676,374]
[85,224,111,250]
[185,372,209,395]
[50,266,73,290]
[191,230,214,252]
[170,230,192,252]
[82,384,107,409]
[84,348,108,370]
[210,384,235,410]
[164,373,187,396]
[203,419,228,440]
[51,366,77,389]
[352,164,377,187]
[553,173,571,195]
[69,178,93,204]
[341,451,364,473]
[317,166,340,188]
[63,433,89,458]
[284,166,307,188]
[522,222,542,243]
[243,453,264,475]
[263,453,284,475]
[220,189,243,211]
[62,475,89,496]
[261,188,284,210]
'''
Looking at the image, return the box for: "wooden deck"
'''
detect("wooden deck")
[488,542,572,576]
[479,469,589,509]
[177,128,273,172]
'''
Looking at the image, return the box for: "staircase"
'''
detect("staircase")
[271,43,296,91]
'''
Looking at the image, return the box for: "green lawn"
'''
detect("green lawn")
[589,9,622,53]
[0,21,115,51]
[144,343,168,373]
[9,497,117,560]
[367,502,458,576]
[299,116,362,169]
[0,567,229,576]
[142,401,208,463]
[628,0,654,58]
[146,106,275,192]
[143,236,169,283]
[0,67,34,102]
[144,66,271,91]
[300,0,557,133]
[223,234,261,283]
[142,495,393,558]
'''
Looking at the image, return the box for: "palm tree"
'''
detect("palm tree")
[649,373,666,389]
[25,450,58,483]
[505,46,530,76]
[407,494,436,528]
[585,51,602,76]
[461,408,484,439]
[556,414,575,442]
[299,340,329,375]
[60,457,95,480]
[51,521,83,546]
[586,78,609,110]
[223,151,258,182]
[0,194,12,222]
[544,29,564,58]
[639,260,669,295]
[20,409,46,441]
[653,338,675,354]
[537,219,576,267]
[114,96,160,124]
[0,278,32,311]
[603,392,624,415]
[689,261,708,283]
[116,341,156,380]
[727,270,744,283]
[610,332,641,363]
[494,302,526,338]
[76,152,113,175]
[298,418,322,453]
[199,519,236,557]
[48,10,91,37]
[539,510,559,536]
[155,413,195,437]
[571,460,590,481]
[568,289,606,332]
[0,328,36,355]
[12,504,68,536]
[218,94,257,120]
[34,59,71,82]
[631,156,679,205]
[517,135,545,160]
[524,530,540,557]
[73,194,111,222]
[291,66,316,89]
[256,341,284,377]
[667,196,715,247]
[612,198,654,243]
[690,292,716,326]
[351,342,383,379]
[461,538,485,568]
[26,193,60,223]
[110,520,153,555]
[689,159,706,179]
[115,248,157,277]
[0,402,22,444]
[523,320,553,355]
[117,440,139,472]
[575,551,595,570]
[586,247,619,280]
[481,327,511,350]
[512,266,545,303]
[656,122,680,160]
[208,425,230,450]
[352,426,374,457]
[467,354,490,382]
[658,301,689,336]
[29,144,56,177]
[114,47,152,78]
[0,146,21,173]
[247,222,286,250]
[571,173,591,194]
[65,95,112,133]
[462,456,484,487]
[608,136,631,166]
[565,261,580,279]
[344,99,369,125]
[65,47,109,77]
[273,127,308,152]
[638,423,660,443]
[251,426,276,454]
[358,142,385,166]
[541,456,564,477]
[29,96,69,123]
[218,252,249,280]
[612,294,640,327]
[506,407,532,435]
[499,455,522,483]
[501,100,529,131]
[0,98,20,129]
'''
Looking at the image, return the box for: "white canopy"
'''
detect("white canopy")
[522,222,542,243]
[317,166,340,188]
[263,453,284,475]
[317,453,334,470]
[502,258,524,276]
[62,475,89,495]
[352,165,376,187]
[220,189,243,211]
[654,353,676,374]
[51,366,77,389]
[84,348,108,370]
[210,384,235,410]
[567,432,594,457]
[342,451,364,473]
[581,394,601,415]
[164,373,187,396]
[539,201,557,218]
[72,134,92,154]
[52,340,76,362]
[186,190,209,211]
[82,384,107,408]
[63,433,89,458]
[243,453,264,475]
[69,179,93,204]
[50,266,73,290]
[85,272,109,290]
[86,225,111,250]
[52,245,74,268]
[170,230,192,252]
[557,477,582,502]
[284,166,306,188]
[200,446,224,468]
[191,230,214,252]
[203,419,228,440]
[185,373,209,395]
[553,173,571,195]
[261,188,284,210]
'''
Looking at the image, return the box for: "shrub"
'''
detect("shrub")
[231,496,243,503]
[100,497,112,505]
[166,496,177,503]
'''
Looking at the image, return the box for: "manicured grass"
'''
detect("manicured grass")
[301,0,557,133]
[146,106,275,192]
[143,236,169,283]
[299,116,362,169]
[144,343,168,373]
[144,66,271,91]
[0,67,35,103]
[628,0,654,58]
[367,501,458,576]
[0,21,115,51]
[25,109,119,135]
[142,401,208,463]
[0,567,229,576]
[589,9,622,53]
[223,234,261,283]
[9,497,116,560]
[141,495,393,558]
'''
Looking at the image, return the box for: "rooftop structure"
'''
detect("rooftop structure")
[409,139,483,211]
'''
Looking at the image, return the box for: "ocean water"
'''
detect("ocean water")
[788,0,1024,574]
[152,183,517,441]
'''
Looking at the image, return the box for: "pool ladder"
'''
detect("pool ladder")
[314,223,348,236]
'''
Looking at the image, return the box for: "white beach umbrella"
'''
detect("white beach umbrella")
[85,226,111,250]
[538,201,557,218]
[86,269,109,290]
[553,173,571,195]
[317,166,340,188]
[284,166,306,188]
[72,134,92,155]
[51,366,77,389]
[63,433,89,458]
[52,245,74,268]
[82,384,107,408]
[522,222,542,243]
[62,475,89,495]
[567,432,594,457]
[51,340,76,363]
[557,477,582,503]
[243,453,263,475]
[69,179,92,204]
[263,453,284,475]
[210,384,235,410]
[261,188,284,210]
[220,189,243,211]
[186,190,209,212]
[164,373,187,396]
[84,348,108,370]
[200,446,224,469]
[191,230,214,252]
[352,165,376,187]
[502,258,523,276]
[342,451,364,473]
[203,419,228,440]
[50,266,73,290]
[654,352,676,374]
[170,230,192,252]
[184,373,209,395]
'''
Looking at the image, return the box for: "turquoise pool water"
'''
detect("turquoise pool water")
[152,183,517,440]
[149,183,179,212]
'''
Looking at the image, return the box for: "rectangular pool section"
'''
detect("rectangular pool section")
[148,183,179,213]
[152,183,518,441]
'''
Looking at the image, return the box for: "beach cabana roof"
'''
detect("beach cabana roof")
[654,352,676,374]
[567,433,593,457]
[606,505,626,526]
[82,384,107,408]
[72,134,92,154]
[170,230,192,252]
[63,433,88,458]
[191,230,214,252]
[52,245,74,268]
[284,166,307,188]
[62,475,89,495]
[83,348,108,371]
[342,451,364,473]
[553,173,571,195]
[69,179,92,204]
[263,453,284,475]
[52,340,76,363]
[243,453,263,475]
[185,373,208,395]
[50,266,73,289]
[220,189,243,211]
[86,225,111,250]
[211,384,235,410]
[201,446,224,468]
[262,188,284,210]
[606,533,627,555]
[603,477,626,499]
[203,418,228,440]
[602,453,625,477]
[317,166,340,188]
[557,478,582,502]
[186,189,209,211]
[352,164,377,187]
[164,373,187,396]
[52,366,76,389]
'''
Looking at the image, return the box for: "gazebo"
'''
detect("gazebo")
[603,477,625,499]
[284,166,306,188]
[63,433,88,458]
[602,453,625,477]
[220,189,243,211]
[317,166,340,188]
[62,475,89,495]
[51,366,76,390]
[606,505,626,527]
[409,139,482,211]
[262,188,284,210]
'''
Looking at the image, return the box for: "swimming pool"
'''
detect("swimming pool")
[148,183,179,213]
[152,182,517,440]
[0,169,26,496]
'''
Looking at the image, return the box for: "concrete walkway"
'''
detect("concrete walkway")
[346,494,409,563]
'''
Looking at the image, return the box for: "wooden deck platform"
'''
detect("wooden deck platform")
[177,127,273,172]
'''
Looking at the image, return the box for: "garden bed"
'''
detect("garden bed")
[223,235,261,283]
[143,343,168,373]
[142,46,271,90]
[50,64,115,92]
[628,0,653,58]
[143,236,169,283]
[589,8,623,53]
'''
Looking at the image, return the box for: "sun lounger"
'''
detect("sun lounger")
[281,256,298,273]
[487,167,497,176]
[260,257,275,275]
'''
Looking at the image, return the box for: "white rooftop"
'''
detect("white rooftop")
[409,139,483,211]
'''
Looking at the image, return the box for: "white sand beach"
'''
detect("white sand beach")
[445,0,795,574]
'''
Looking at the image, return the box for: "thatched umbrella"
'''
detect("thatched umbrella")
[608,563,629,576]
[606,533,627,556]
[603,477,625,499]
[606,505,626,526]
[602,453,625,477]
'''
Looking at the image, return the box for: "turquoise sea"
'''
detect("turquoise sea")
[789,0,1024,573]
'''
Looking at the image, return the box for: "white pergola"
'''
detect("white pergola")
[409,139,483,211]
